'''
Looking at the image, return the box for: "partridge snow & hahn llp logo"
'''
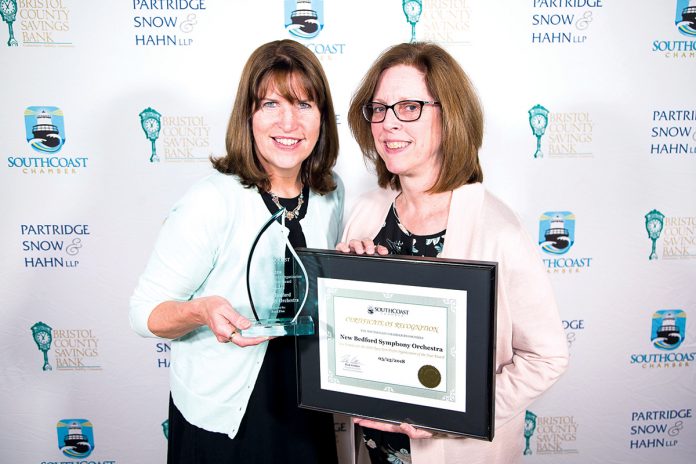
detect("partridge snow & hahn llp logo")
[645,210,696,260]
[650,109,696,155]
[530,0,604,45]
[539,211,592,273]
[563,319,585,352]
[629,408,691,450]
[31,321,102,371]
[284,0,346,61]
[630,310,695,369]
[651,1,696,59]
[1,0,74,48]
[132,0,206,47]
[523,410,579,456]
[6,106,88,175]
[139,107,211,163]
[155,341,171,368]
[21,223,89,268]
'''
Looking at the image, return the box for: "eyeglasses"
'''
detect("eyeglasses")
[362,100,440,123]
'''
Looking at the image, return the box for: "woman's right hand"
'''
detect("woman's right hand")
[196,296,270,347]
[336,239,389,255]
[148,295,269,347]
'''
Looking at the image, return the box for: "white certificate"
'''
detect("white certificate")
[317,277,467,412]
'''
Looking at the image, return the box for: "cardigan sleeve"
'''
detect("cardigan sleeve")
[493,225,569,426]
[129,178,229,338]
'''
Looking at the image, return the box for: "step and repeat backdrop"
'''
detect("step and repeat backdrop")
[1,1,695,463]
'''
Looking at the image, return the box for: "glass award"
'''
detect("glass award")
[240,207,314,337]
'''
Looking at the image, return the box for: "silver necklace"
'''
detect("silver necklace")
[270,191,304,220]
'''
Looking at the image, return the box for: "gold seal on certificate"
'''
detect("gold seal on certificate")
[418,365,441,389]
[295,249,497,440]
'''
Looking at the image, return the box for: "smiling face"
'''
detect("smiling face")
[251,74,321,185]
[370,65,442,186]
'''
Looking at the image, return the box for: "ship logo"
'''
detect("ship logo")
[676,0,696,36]
[285,0,323,39]
[24,106,66,153]
[539,211,575,255]
[56,419,94,459]
[651,310,686,350]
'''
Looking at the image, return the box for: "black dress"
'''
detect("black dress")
[167,186,337,464]
[362,202,446,464]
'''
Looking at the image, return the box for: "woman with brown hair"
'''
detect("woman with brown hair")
[131,40,342,463]
[338,42,568,464]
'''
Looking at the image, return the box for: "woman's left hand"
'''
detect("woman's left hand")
[353,417,433,439]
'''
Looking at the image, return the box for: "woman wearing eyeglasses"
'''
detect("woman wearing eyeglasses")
[337,42,568,464]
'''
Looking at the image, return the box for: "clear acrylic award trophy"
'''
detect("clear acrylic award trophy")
[240,208,314,337]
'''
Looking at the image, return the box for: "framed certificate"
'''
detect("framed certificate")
[295,249,497,440]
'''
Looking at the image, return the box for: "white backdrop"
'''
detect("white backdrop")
[2,1,695,463]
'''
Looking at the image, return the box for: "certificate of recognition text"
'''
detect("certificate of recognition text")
[317,278,468,412]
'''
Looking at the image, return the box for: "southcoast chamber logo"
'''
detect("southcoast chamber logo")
[529,104,594,159]
[539,211,592,273]
[285,0,323,39]
[25,106,64,153]
[539,211,574,254]
[629,408,691,450]
[1,0,74,48]
[132,0,206,47]
[630,310,694,369]
[676,0,696,37]
[652,1,696,59]
[30,321,102,371]
[651,310,686,350]
[650,109,696,155]
[530,0,604,45]
[285,0,346,61]
[138,107,211,163]
[21,223,88,268]
[7,106,88,175]
[644,210,696,260]
[56,419,94,459]
[523,410,579,455]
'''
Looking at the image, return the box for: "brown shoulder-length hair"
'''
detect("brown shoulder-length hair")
[212,39,338,194]
[347,42,484,193]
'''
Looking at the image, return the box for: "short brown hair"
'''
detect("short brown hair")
[348,42,483,192]
[213,40,338,194]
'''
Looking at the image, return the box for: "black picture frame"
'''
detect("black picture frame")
[294,248,497,440]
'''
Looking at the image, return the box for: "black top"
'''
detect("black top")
[373,202,446,257]
[233,187,336,462]
[362,201,447,464]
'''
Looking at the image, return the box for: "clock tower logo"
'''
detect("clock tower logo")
[528,104,549,159]
[402,0,423,43]
[285,0,323,39]
[139,107,162,163]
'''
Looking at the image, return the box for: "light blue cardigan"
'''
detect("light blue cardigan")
[130,171,344,438]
